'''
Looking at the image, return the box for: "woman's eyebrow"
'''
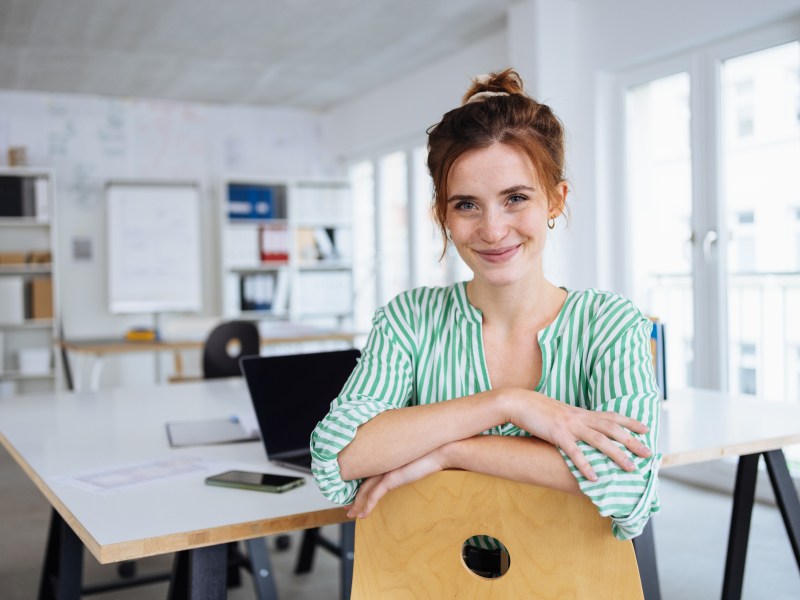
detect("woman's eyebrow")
[447,194,476,204]
[499,184,536,195]
[447,185,536,203]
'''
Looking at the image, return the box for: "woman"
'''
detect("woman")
[311,69,660,541]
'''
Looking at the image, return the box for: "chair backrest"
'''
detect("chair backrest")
[202,320,260,379]
[351,470,643,599]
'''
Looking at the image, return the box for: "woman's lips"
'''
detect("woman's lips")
[474,244,521,263]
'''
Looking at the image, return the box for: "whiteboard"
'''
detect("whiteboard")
[107,182,203,314]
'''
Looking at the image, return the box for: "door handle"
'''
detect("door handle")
[702,230,718,263]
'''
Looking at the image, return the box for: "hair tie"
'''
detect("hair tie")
[463,91,510,106]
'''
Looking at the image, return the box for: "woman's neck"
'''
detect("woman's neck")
[465,276,566,333]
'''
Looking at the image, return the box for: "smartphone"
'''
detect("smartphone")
[205,470,305,493]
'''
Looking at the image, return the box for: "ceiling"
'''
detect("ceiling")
[0,0,519,111]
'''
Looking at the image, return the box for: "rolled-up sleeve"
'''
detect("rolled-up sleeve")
[310,307,414,504]
[559,312,662,540]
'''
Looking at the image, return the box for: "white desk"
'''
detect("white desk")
[650,388,800,600]
[0,378,351,599]
[1,384,798,599]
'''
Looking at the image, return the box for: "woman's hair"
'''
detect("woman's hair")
[426,68,567,254]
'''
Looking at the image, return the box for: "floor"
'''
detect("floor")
[1,446,798,599]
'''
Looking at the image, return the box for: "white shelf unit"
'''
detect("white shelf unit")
[219,177,354,328]
[0,167,60,398]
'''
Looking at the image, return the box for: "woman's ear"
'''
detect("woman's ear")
[550,181,569,216]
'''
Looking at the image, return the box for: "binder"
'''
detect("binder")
[650,321,667,400]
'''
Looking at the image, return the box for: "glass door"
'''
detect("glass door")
[623,31,800,472]
[721,41,800,403]
[626,71,695,392]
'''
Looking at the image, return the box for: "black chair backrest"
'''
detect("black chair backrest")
[202,321,260,379]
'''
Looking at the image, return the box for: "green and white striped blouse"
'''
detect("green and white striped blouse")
[310,282,661,540]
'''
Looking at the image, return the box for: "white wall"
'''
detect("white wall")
[0,90,333,386]
[321,31,509,161]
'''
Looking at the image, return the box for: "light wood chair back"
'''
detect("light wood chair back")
[351,470,643,599]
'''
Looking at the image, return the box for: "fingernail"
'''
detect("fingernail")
[643,447,652,455]
[346,511,354,518]
[588,470,598,481]
[625,459,634,470]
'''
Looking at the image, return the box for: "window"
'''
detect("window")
[619,26,800,473]
[349,144,470,331]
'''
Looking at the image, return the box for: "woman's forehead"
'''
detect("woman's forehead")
[447,143,539,189]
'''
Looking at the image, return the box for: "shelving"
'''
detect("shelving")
[220,177,353,326]
[0,167,60,398]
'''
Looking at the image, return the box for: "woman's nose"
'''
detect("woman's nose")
[478,210,509,243]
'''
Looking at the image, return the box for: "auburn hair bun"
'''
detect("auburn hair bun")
[461,69,524,105]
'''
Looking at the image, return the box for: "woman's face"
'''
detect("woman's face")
[444,143,565,289]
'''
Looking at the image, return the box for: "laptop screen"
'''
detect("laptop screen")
[240,349,360,459]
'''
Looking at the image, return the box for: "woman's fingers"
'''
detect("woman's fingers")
[592,418,653,459]
[347,475,383,518]
[552,408,653,476]
[346,450,448,519]
[557,438,598,481]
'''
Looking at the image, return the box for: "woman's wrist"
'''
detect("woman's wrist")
[493,387,531,428]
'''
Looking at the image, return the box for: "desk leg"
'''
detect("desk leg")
[632,519,661,600]
[244,537,278,600]
[168,545,227,600]
[340,522,355,600]
[722,452,760,600]
[38,509,83,600]
[763,450,800,568]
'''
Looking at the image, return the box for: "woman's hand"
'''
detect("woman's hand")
[346,445,450,519]
[505,390,652,482]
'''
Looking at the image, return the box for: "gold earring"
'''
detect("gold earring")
[547,216,556,230]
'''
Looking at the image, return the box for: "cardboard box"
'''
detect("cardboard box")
[27,250,52,264]
[29,277,53,319]
[0,252,27,265]
[8,146,27,167]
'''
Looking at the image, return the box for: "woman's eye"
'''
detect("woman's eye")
[455,200,476,211]
[508,194,528,205]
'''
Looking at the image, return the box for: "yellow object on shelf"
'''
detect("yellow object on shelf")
[125,328,159,342]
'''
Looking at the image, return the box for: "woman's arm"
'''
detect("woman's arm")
[347,434,579,518]
[338,387,651,483]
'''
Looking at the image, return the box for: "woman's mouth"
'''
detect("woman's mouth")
[474,244,521,264]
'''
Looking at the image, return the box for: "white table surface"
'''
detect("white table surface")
[2,382,799,565]
[659,387,800,468]
[0,378,346,563]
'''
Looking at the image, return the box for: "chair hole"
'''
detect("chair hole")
[225,338,242,358]
[461,536,510,579]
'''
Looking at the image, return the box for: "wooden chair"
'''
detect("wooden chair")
[351,470,644,599]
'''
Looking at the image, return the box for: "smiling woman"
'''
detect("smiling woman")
[310,69,661,547]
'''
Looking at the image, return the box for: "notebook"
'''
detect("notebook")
[240,349,360,473]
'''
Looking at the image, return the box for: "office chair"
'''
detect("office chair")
[202,320,260,378]
[200,320,266,589]
[351,470,644,599]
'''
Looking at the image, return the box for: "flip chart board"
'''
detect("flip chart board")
[106,182,202,314]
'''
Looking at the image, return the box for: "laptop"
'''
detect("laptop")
[240,349,360,473]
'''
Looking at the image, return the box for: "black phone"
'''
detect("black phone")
[205,470,305,493]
